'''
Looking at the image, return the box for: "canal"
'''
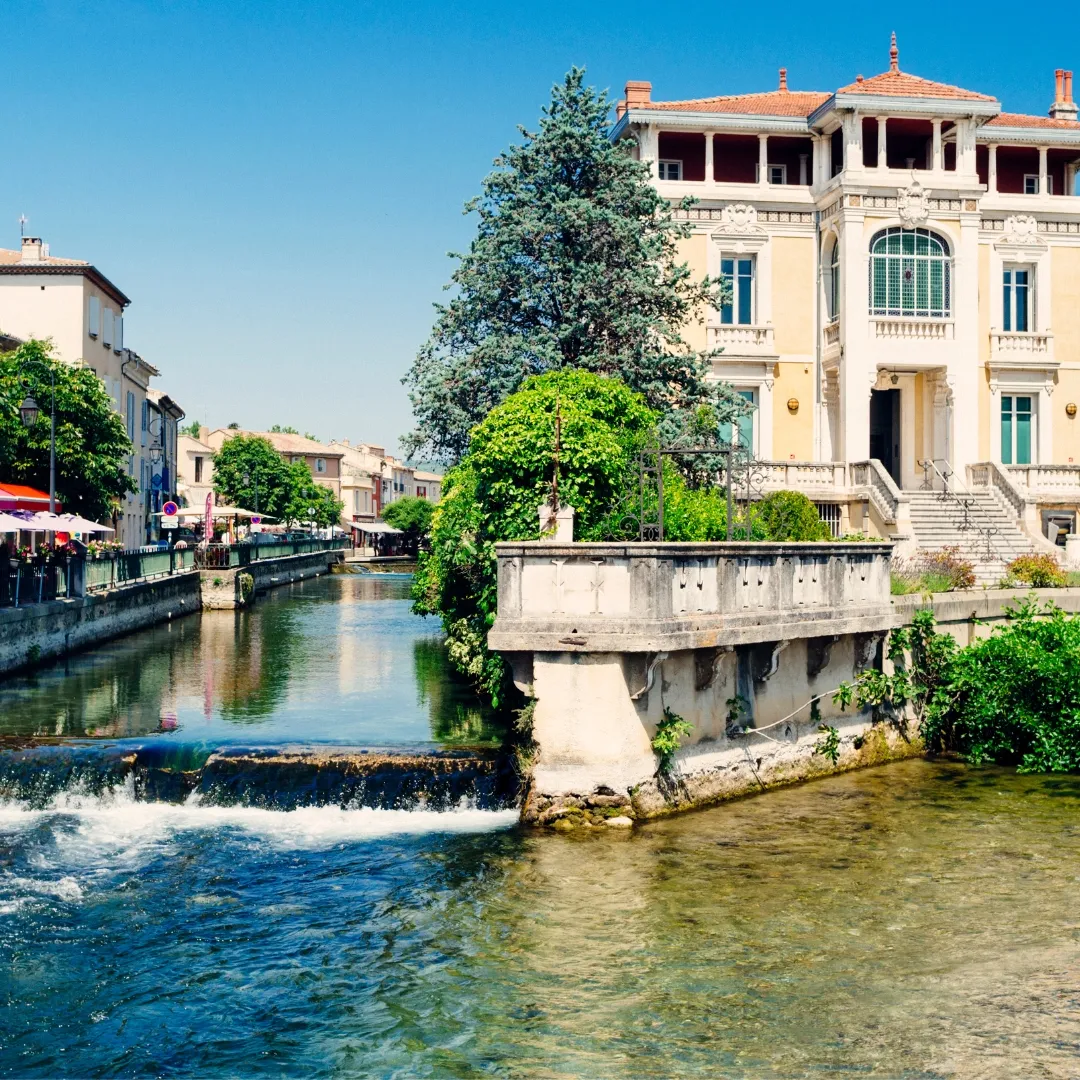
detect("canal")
[2,575,1080,1076]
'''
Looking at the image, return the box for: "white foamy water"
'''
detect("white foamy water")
[0,778,519,857]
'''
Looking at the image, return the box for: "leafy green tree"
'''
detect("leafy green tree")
[212,434,299,521]
[403,67,735,464]
[0,340,136,521]
[284,464,343,529]
[269,424,299,435]
[414,370,656,704]
[383,496,435,553]
[180,419,204,438]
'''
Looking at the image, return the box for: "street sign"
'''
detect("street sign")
[162,500,179,530]
[250,515,262,534]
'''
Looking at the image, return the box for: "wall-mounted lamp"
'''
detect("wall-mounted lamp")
[787,398,799,414]
[1067,402,1078,418]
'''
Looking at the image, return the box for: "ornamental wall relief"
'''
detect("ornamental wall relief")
[896,180,930,228]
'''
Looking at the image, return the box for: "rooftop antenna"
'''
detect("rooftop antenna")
[18,215,27,238]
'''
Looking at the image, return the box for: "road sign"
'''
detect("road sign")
[162,500,179,529]
[250,515,262,534]
[162,501,179,516]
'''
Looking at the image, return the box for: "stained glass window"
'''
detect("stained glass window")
[869,228,951,318]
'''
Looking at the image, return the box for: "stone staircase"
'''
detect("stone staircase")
[906,489,1034,585]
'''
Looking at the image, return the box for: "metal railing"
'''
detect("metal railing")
[84,548,193,592]
[193,537,348,570]
[919,458,1008,563]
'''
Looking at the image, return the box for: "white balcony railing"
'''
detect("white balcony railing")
[707,324,776,356]
[823,320,840,349]
[1006,464,1080,495]
[990,331,1055,365]
[872,318,954,341]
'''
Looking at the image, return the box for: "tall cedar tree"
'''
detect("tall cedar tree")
[0,340,136,521]
[403,68,735,463]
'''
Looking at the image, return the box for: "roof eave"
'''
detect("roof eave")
[980,125,1080,147]
[830,92,1001,119]
[0,263,132,307]
[620,107,812,134]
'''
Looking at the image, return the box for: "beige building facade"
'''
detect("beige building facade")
[0,236,177,547]
[617,42,1080,548]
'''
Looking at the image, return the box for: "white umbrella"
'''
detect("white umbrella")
[57,513,114,534]
[23,511,66,532]
[0,512,27,532]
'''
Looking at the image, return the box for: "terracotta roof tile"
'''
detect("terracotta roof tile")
[986,111,1080,130]
[0,248,89,266]
[836,70,995,101]
[647,90,830,118]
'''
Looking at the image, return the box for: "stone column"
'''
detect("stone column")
[932,120,942,172]
[1039,146,1048,195]
[799,153,808,186]
[758,134,769,186]
[988,144,998,192]
[877,117,887,169]
[704,132,714,185]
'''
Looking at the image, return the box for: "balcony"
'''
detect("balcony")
[871,318,954,341]
[989,330,1056,368]
[707,324,776,357]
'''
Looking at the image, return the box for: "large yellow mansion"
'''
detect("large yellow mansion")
[615,38,1080,555]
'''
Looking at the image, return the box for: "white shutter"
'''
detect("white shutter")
[115,314,123,351]
[102,308,113,348]
[88,296,100,338]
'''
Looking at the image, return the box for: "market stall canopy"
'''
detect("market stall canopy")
[349,521,402,535]
[0,483,61,513]
[0,512,28,532]
[57,513,114,534]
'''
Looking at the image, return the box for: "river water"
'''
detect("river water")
[3,576,1080,1077]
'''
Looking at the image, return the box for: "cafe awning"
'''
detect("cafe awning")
[349,521,402,535]
[0,484,61,512]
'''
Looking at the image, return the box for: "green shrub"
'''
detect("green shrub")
[1002,552,1066,589]
[922,599,1080,771]
[413,371,656,705]
[652,707,693,772]
[755,490,832,541]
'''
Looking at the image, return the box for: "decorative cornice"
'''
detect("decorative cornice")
[674,206,814,225]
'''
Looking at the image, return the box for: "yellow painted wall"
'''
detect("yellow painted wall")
[771,361,815,460]
[1052,248,1080,466]
[914,373,925,466]
[978,244,992,461]
[676,232,709,353]
[771,236,815,355]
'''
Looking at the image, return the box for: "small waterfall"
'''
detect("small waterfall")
[0,742,523,813]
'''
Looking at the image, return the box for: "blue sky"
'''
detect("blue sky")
[6,0,1066,454]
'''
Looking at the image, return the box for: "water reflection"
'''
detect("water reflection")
[0,574,504,747]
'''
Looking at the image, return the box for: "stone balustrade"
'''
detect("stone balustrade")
[489,541,895,654]
[706,324,776,355]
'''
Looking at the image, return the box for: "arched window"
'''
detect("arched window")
[869,228,951,318]
[827,238,840,320]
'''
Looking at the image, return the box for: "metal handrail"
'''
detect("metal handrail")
[918,458,1008,564]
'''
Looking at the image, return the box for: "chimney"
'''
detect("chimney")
[20,236,44,263]
[624,81,652,109]
[1050,68,1079,120]
[198,425,210,444]
[778,67,788,92]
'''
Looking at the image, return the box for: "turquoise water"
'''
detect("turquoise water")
[2,578,1080,1076]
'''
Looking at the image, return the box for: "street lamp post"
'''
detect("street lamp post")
[18,363,56,514]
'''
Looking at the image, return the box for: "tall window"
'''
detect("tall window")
[719,389,757,451]
[194,456,204,483]
[1001,395,1033,465]
[827,240,840,320]
[1003,267,1031,332]
[658,160,681,181]
[869,228,951,318]
[720,257,754,325]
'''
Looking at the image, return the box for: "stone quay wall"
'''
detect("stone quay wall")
[488,541,914,826]
[0,547,345,677]
[0,571,202,677]
[200,549,344,609]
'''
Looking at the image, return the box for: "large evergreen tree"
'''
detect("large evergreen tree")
[404,67,736,463]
